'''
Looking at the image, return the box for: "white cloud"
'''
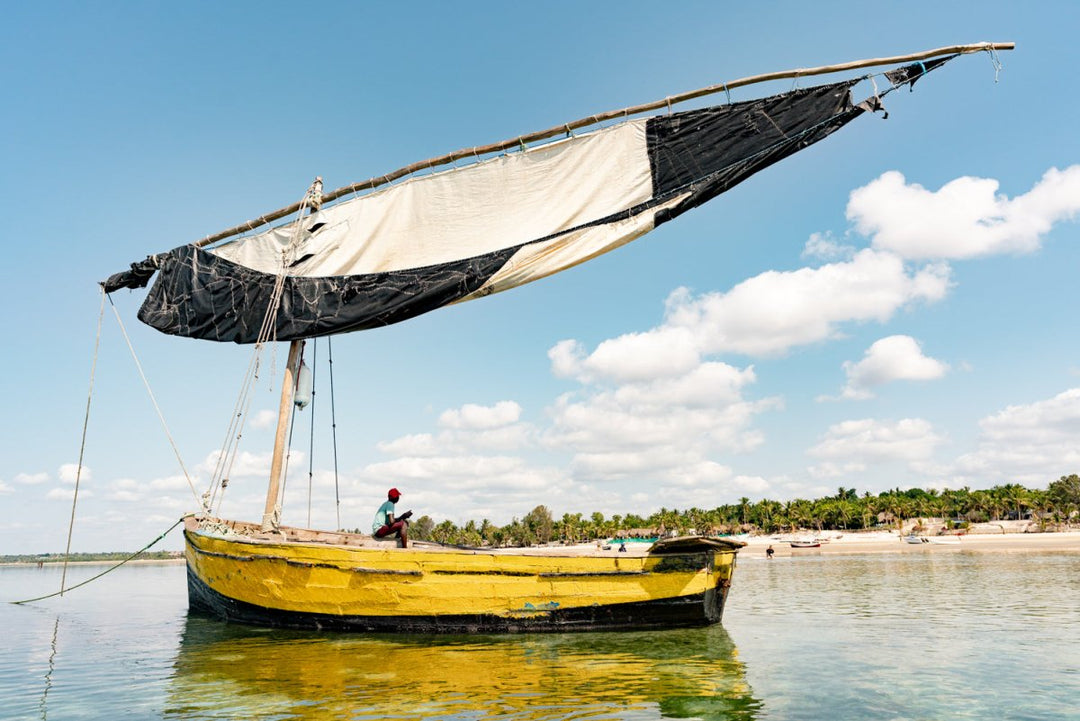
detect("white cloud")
[832,335,949,400]
[730,475,772,494]
[366,454,557,490]
[549,330,701,384]
[106,478,143,502]
[951,388,1080,485]
[548,366,759,442]
[363,400,557,522]
[58,463,91,484]
[543,344,778,487]
[848,166,1080,260]
[377,433,442,457]
[439,401,521,430]
[662,249,951,357]
[149,474,196,491]
[802,231,855,261]
[808,418,945,470]
[807,461,868,480]
[15,472,49,485]
[0,480,11,495]
[379,402,535,459]
[197,450,276,479]
[47,487,93,501]
[552,248,952,369]
[250,409,278,429]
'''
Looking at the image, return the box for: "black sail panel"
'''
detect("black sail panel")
[138,245,517,343]
[132,80,867,344]
[647,81,862,225]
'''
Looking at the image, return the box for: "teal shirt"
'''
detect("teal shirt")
[372,500,396,533]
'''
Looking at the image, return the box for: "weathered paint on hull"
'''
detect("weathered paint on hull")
[184,524,740,633]
[187,565,729,633]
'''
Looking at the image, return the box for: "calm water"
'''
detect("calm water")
[1,551,1077,720]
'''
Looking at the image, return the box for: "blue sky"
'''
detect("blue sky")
[2,2,1077,554]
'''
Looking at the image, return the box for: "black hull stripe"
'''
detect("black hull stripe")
[186,564,730,634]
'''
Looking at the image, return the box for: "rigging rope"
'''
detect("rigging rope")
[306,339,317,528]
[986,46,1004,82]
[208,342,266,514]
[107,296,201,506]
[204,180,322,524]
[10,518,184,605]
[61,290,106,596]
[258,181,323,527]
[328,336,341,530]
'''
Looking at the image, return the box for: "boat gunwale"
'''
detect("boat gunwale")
[183,515,745,559]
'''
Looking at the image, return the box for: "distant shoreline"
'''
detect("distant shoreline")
[5,524,1079,566]
[0,557,186,568]
[743,528,1080,558]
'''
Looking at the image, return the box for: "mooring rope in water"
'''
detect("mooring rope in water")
[9,518,184,606]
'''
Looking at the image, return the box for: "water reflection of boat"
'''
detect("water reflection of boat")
[165,614,762,720]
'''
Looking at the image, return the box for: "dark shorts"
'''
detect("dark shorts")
[374,520,407,538]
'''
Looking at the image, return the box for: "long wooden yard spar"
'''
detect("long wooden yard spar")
[183,42,1013,250]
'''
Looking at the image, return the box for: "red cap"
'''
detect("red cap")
[388,487,401,500]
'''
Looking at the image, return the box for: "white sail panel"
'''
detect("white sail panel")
[211,120,652,277]
[461,193,689,301]
[123,80,869,342]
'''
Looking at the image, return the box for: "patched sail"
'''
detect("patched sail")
[125,82,859,343]
[102,47,1010,344]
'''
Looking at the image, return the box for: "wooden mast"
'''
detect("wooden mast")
[262,339,304,531]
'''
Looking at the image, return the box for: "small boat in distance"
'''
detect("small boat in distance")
[789,540,822,549]
[905,535,961,545]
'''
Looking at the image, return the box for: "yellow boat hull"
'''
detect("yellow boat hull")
[183,517,742,633]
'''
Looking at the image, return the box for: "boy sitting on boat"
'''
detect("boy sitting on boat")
[372,487,412,547]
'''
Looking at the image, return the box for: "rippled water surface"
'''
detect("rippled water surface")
[2,552,1077,720]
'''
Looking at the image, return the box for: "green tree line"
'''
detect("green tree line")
[392,474,1080,548]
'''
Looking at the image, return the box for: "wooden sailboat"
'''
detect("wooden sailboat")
[103,43,1011,633]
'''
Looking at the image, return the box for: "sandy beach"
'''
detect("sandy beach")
[6,522,1080,565]
[743,527,1080,558]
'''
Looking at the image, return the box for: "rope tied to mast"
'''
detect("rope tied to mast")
[986,46,1004,82]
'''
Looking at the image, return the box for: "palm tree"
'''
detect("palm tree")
[557,513,583,543]
[738,497,751,526]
